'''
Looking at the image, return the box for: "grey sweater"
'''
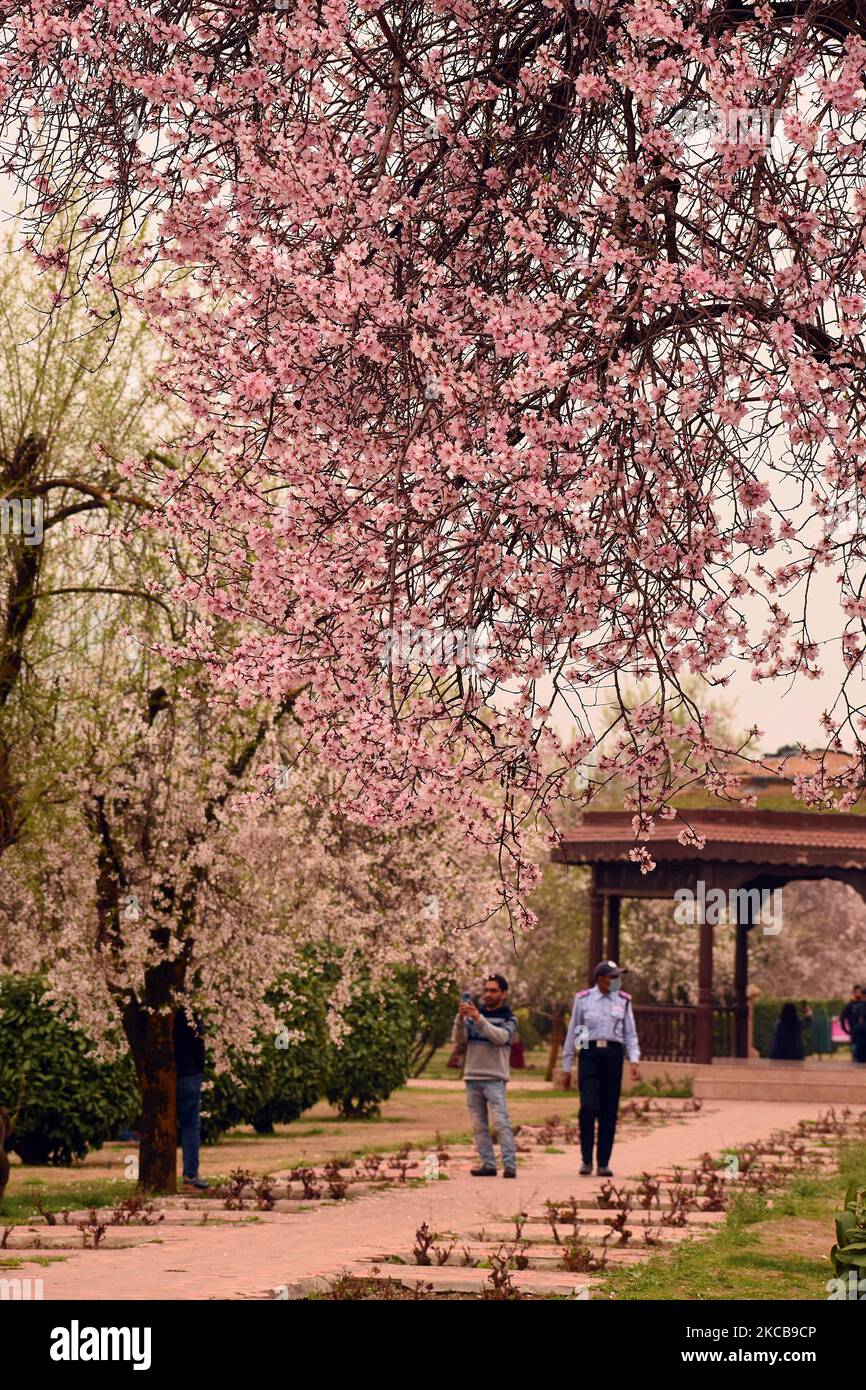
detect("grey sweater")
[452,1010,516,1082]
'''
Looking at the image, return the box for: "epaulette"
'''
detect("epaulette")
[620,991,632,1000]
[577,988,592,997]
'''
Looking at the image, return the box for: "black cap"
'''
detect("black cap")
[594,960,628,979]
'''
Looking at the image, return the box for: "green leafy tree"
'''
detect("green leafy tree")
[200,969,330,1142]
[325,981,412,1118]
[397,968,458,1077]
[0,975,137,1164]
[0,232,169,855]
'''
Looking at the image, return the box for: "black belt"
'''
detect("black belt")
[586,1039,623,1050]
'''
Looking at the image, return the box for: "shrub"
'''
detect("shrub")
[200,970,329,1144]
[831,1182,866,1280]
[325,981,413,1118]
[199,1065,256,1146]
[0,975,138,1165]
[513,1007,542,1052]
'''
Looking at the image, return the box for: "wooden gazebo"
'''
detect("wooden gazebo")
[553,805,866,1064]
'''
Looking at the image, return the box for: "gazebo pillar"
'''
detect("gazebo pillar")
[734,915,750,1059]
[587,867,604,986]
[606,895,620,962]
[695,914,714,1064]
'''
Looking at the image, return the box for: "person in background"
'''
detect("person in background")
[453,975,518,1178]
[174,1004,209,1192]
[840,985,866,1063]
[509,1025,526,1071]
[841,985,866,1064]
[768,1002,806,1060]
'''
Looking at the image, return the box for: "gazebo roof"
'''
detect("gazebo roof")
[555,808,866,871]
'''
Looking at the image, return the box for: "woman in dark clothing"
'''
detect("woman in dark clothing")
[768,1002,805,1060]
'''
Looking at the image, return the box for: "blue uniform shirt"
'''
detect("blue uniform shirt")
[562,985,641,1069]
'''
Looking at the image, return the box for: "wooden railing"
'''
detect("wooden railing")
[712,1005,737,1059]
[633,1004,737,1063]
[632,1005,694,1062]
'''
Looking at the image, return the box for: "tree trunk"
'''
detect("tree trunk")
[124,996,177,1194]
[545,1004,565,1082]
[0,440,44,855]
[410,1037,441,1077]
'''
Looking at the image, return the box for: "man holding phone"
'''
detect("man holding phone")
[453,975,518,1178]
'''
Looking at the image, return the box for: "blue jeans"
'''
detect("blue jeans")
[176,1072,203,1179]
[465,1080,516,1171]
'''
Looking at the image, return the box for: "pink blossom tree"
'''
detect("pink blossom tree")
[2,0,866,914]
[0,254,497,1189]
[3,654,498,1189]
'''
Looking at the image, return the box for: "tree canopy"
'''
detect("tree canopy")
[1,0,865,919]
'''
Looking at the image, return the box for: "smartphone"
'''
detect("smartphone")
[461,991,472,1004]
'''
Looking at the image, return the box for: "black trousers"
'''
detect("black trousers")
[578,1043,624,1167]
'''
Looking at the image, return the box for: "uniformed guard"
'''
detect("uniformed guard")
[559,960,641,1176]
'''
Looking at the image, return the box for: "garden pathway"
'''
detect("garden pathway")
[5,1098,837,1300]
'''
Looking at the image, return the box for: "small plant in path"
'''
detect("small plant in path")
[323,1160,348,1200]
[253,1176,276,1210]
[412,1222,434,1266]
[111,1195,164,1226]
[544,1199,562,1245]
[222,1168,255,1209]
[602,1208,632,1247]
[560,1233,605,1273]
[482,1247,523,1300]
[81,1210,107,1248]
[294,1167,322,1201]
[512,1209,528,1240]
[636,1173,661,1209]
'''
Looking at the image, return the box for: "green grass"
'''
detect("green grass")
[214,1125,333,1141]
[0,1255,68,1269]
[421,1046,551,1080]
[599,1142,866,1300]
[415,1057,694,1102]
[0,1178,137,1225]
[627,1074,694,1099]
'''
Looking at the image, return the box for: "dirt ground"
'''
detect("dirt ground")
[754,1217,835,1262]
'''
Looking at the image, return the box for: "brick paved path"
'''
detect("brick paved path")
[9,1100,833,1299]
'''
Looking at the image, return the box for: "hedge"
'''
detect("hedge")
[0,975,138,1165]
[325,981,413,1118]
[200,969,330,1143]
